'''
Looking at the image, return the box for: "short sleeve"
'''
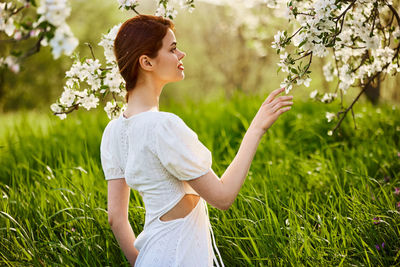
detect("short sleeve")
[100,121,124,180]
[154,115,212,181]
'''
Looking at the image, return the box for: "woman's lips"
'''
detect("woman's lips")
[178,63,184,70]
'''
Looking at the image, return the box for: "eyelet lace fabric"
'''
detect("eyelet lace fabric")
[100,111,224,267]
[120,119,130,162]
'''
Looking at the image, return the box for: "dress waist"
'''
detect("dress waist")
[134,197,224,267]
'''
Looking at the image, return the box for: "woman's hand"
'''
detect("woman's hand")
[249,87,293,135]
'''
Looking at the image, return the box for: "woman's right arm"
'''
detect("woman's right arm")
[108,178,139,266]
[187,87,293,210]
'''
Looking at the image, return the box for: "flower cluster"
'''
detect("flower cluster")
[273,1,399,93]
[51,22,127,120]
[155,2,178,19]
[0,56,20,73]
[51,51,126,119]
[98,23,122,64]
[35,0,78,59]
[51,57,103,119]
[118,0,138,8]
[0,2,17,36]
[0,0,78,77]
[264,0,400,133]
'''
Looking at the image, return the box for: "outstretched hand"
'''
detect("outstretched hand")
[250,87,293,135]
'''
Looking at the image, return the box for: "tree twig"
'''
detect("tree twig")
[53,103,79,115]
[331,57,397,133]
[85,43,96,60]
[351,106,357,130]
[20,32,45,59]
[332,0,357,45]
[132,7,141,15]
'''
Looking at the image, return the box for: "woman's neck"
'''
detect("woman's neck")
[124,77,164,116]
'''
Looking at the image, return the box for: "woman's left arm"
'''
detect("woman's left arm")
[108,178,139,266]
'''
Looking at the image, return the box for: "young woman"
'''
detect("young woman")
[100,15,293,267]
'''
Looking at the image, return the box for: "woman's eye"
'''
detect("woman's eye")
[171,47,177,52]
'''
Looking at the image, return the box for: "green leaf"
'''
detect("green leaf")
[298,39,307,48]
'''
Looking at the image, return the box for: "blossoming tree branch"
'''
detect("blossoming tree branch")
[0,0,78,71]
[1,0,399,135]
[269,0,400,134]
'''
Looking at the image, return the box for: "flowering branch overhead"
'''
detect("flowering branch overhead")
[1,0,78,73]
[267,0,400,134]
[2,0,399,133]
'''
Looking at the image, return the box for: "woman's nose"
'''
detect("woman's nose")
[179,50,186,60]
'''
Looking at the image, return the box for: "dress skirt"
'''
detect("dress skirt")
[134,198,224,267]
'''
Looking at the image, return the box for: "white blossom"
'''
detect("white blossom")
[0,56,20,73]
[118,0,138,8]
[104,65,125,93]
[338,65,354,93]
[14,31,22,40]
[155,3,178,19]
[393,29,400,39]
[0,2,16,36]
[298,77,311,87]
[65,58,102,90]
[277,52,289,72]
[177,0,195,12]
[364,35,380,50]
[81,94,99,110]
[325,112,335,123]
[36,0,71,27]
[98,23,122,64]
[33,0,78,59]
[280,78,293,94]
[309,89,318,99]
[323,62,336,82]
[321,92,337,103]
[50,103,62,113]
[104,100,119,119]
[0,17,15,36]
[271,30,285,50]
[56,113,67,120]
[312,43,328,57]
[48,24,78,59]
[59,88,76,106]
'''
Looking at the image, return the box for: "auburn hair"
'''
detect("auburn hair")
[114,15,175,103]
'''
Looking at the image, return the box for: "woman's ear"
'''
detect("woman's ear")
[138,55,153,71]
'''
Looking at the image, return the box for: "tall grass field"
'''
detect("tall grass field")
[1,92,400,266]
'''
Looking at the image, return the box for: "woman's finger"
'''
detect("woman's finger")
[272,101,293,113]
[268,95,293,107]
[277,106,292,115]
[263,87,285,105]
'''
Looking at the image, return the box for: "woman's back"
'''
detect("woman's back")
[100,110,224,266]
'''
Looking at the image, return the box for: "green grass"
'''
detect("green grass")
[1,92,400,266]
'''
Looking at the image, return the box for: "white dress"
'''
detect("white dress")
[100,110,225,267]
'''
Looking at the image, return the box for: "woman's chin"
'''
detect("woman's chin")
[176,72,185,81]
[164,74,185,84]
